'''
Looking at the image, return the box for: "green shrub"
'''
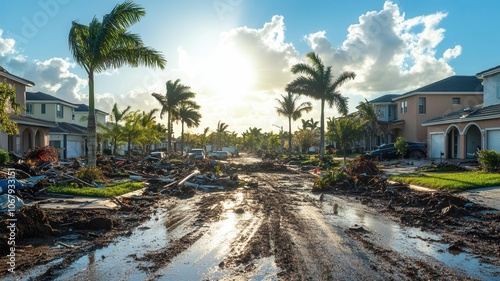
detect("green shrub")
[476,149,500,172]
[394,137,408,159]
[0,149,9,165]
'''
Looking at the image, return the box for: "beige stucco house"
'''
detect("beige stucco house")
[0,67,54,155]
[26,91,108,159]
[423,66,500,159]
[391,76,483,148]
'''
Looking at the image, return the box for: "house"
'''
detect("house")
[0,67,54,155]
[26,91,108,159]
[365,94,401,147]
[422,66,500,159]
[72,103,108,128]
[391,76,483,148]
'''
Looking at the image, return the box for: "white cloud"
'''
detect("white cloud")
[305,1,460,94]
[0,29,15,56]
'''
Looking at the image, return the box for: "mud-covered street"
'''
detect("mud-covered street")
[1,155,499,280]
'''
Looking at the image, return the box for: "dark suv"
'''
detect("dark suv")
[365,142,427,160]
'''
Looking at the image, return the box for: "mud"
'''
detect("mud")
[1,156,499,280]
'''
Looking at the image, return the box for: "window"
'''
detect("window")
[378,107,386,118]
[26,103,33,114]
[56,104,63,118]
[400,100,408,114]
[41,104,46,114]
[418,97,426,114]
[452,98,461,105]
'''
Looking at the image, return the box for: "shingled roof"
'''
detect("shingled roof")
[393,76,483,101]
[74,103,108,115]
[50,122,88,135]
[0,66,35,86]
[26,91,78,107]
[368,94,400,104]
[422,104,500,126]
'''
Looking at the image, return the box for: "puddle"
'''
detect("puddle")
[157,193,276,280]
[10,201,185,280]
[322,194,500,280]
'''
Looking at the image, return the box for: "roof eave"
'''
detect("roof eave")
[422,114,500,126]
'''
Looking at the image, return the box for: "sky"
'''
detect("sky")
[1,0,499,136]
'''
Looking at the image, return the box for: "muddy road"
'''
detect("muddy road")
[2,156,499,280]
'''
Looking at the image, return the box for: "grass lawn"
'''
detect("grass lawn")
[46,181,145,197]
[389,172,500,191]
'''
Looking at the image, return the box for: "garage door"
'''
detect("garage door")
[487,130,500,153]
[430,134,444,159]
[66,141,82,158]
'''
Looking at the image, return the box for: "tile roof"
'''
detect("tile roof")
[394,76,483,100]
[50,122,88,135]
[422,104,500,126]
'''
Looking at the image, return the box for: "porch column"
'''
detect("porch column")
[459,133,466,159]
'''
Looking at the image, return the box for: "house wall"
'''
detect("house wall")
[483,73,500,106]
[27,103,74,123]
[397,93,483,143]
[426,118,500,159]
[73,111,107,127]
[374,104,397,122]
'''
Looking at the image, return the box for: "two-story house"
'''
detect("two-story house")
[73,103,108,128]
[391,76,483,153]
[423,66,500,159]
[26,92,108,159]
[365,94,400,147]
[0,67,54,155]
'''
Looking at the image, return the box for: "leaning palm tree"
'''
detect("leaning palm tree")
[275,92,312,155]
[68,1,166,166]
[177,102,201,153]
[286,52,355,158]
[111,103,132,126]
[216,121,229,150]
[152,79,197,152]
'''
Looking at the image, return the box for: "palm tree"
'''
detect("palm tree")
[68,1,166,166]
[216,121,229,150]
[286,52,355,158]
[327,116,364,163]
[140,109,159,154]
[111,103,132,126]
[358,99,379,151]
[122,110,143,159]
[177,102,201,153]
[152,79,196,152]
[276,92,312,155]
[199,127,210,149]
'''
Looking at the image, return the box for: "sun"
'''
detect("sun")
[204,47,255,97]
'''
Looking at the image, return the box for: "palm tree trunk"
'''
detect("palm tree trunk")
[181,122,185,155]
[320,98,325,158]
[167,111,172,152]
[87,71,97,167]
[288,116,292,156]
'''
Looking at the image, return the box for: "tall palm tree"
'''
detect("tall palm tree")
[177,102,201,153]
[286,52,355,158]
[68,1,166,166]
[152,79,196,152]
[275,92,312,155]
[216,121,229,150]
[358,99,379,151]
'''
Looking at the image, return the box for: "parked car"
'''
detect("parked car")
[210,151,230,159]
[150,151,166,159]
[365,142,427,160]
[188,149,206,160]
